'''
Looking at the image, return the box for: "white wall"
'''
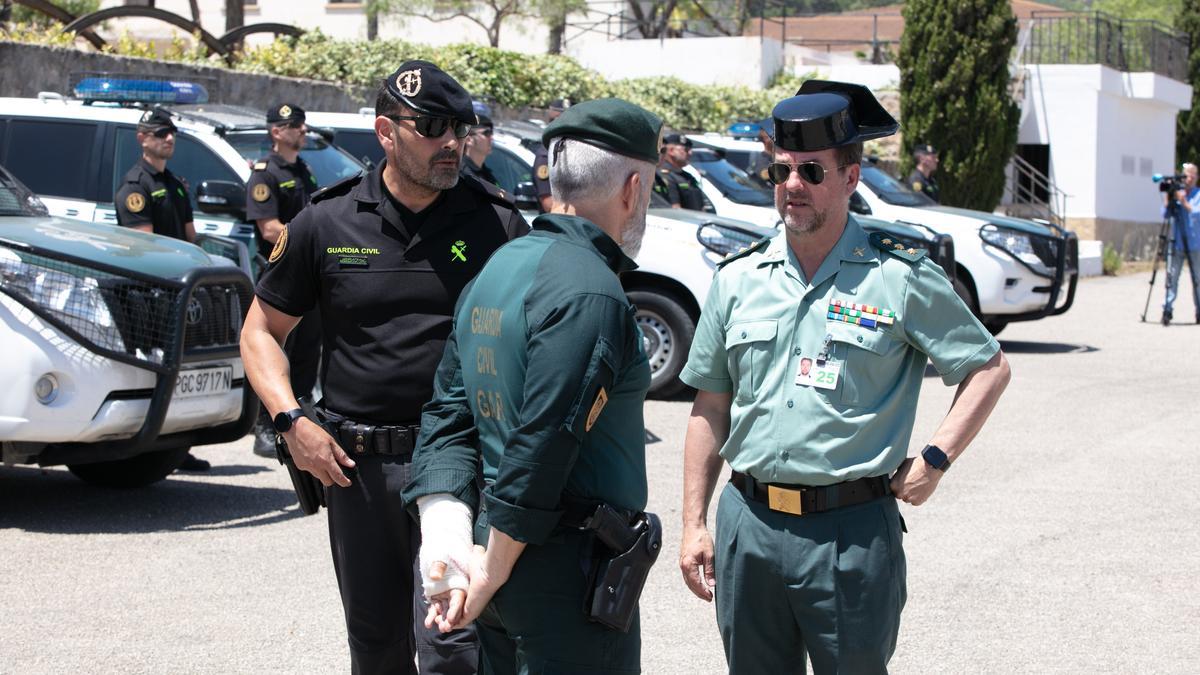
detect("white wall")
[567,36,785,88]
[1021,65,1192,223]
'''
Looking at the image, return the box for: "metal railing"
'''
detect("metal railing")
[1022,10,1188,81]
[1001,153,1068,229]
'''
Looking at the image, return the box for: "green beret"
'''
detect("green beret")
[542,98,663,165]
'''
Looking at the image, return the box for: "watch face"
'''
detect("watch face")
[273,411,293,433]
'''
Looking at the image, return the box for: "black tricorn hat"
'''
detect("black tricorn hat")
[771,80,898,152]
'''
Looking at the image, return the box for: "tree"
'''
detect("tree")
[383,0,581,48]
[898,0,1020,211]
[224,0,242,32]
[9,0,100,27]
[1176,0,1200,165]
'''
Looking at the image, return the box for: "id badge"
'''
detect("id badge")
[795,360,840,390]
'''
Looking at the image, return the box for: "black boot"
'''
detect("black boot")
[253,410,277,458]
[1162,309,1173,326]
[178,452,211,471]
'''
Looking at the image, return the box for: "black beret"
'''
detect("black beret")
[267,102,306,125]
[771,80,898,153]
[386,60,475,123]
[913,143,937,155]
[662,133,692,148]
[472,114,493,129]
[137,107,176,132]
[542,98,663,165]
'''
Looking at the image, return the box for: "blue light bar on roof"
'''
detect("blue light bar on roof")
[727,121,762,138]
[74,78,209,104]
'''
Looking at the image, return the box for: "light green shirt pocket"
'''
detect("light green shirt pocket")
[725,319,778,403]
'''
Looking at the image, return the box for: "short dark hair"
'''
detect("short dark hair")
[375,80,403,118]
[834,142,863,168]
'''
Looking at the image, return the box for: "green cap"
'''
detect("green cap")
[542,98,663,165]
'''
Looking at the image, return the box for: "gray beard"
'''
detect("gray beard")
[783,207,827,236]
[392,144,460,192]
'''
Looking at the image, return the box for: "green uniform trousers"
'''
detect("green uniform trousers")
[714,482,906,674]
[474,518,641,675]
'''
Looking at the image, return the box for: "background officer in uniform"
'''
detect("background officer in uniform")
[115,107,208,473]
[240,60,527,674]
[906,142,940,202]
[746,117,776,189]
[530,98,569,213]
[654,133,713,212]
[677,80,1011,674]
[402,98,662,674]
[460,114,501,191]
[245,102,321,457]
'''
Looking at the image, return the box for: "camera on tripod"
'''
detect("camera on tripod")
[1153,172,1187,194]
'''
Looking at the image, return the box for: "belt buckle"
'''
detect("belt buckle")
[767,485,804,516]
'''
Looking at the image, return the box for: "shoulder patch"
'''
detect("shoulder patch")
[536,164,549,181]
[716,237,770,268]
[311,171,363,204]
[268,225,289,263]
[912,181,923,192]
[252,183,271,202]
[253,161,268,171]
[869,232,926,263]
[125,192,146,213]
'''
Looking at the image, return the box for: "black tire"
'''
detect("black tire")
[953,275,1007,337]
[68,446,191,488]
[627,290,695,399]
[983,319,1008,337]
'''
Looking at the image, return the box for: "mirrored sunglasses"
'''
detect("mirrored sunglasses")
[386,114,472,139]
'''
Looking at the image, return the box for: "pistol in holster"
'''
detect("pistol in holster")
[581,503,663,632]
[275,433,326,516]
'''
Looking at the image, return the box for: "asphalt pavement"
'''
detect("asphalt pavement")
[2,271,1198,674]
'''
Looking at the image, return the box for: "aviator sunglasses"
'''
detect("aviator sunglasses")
[150,127,175,139]
[384,114,472,139]
[765,161,849,186]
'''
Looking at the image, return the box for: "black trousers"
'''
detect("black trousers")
[326,454,478,675]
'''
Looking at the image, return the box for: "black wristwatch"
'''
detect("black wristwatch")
[921,444,951,472]
[273,408,305,433]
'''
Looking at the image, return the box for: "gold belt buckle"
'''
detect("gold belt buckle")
[767,485,804,516]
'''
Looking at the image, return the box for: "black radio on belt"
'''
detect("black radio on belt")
[579,503,663,632]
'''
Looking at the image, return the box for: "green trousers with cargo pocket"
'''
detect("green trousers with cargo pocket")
[714,482,906,674]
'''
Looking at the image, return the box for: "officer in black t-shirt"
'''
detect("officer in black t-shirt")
[240,60,527,674]
[116,107,209,473]
[244,103,321,457]
[906,143,940,202]
[654,133,712,212]
[531,98,570,213]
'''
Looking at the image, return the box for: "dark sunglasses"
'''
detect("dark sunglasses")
[385,114,472,139]
[281,120,306,130]
[470,128,494,137]
[765,161,847,186]
[151,127,176,139]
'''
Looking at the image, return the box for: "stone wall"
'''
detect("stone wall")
[1065,217,1162,260]
[0,41,372,111]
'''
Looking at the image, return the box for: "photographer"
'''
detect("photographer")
[1161,163,1200,325]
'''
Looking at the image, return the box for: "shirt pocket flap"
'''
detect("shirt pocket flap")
[827,321,893,355]
[725,320,778,349]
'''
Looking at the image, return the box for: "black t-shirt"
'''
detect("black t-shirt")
[654,165,710,212]
[246,152,318,259]
[114,158,193,241]
[254,161,529,424]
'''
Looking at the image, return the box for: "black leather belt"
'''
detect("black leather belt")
[330,420,419,457]
[731,472,890,516]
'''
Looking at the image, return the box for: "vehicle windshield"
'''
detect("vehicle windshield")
[688,155,774,207]
[0,169,49,217]
[225,132,365,187]
[860,166,937,207]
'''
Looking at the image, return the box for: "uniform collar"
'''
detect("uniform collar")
[139,157,167,178]
[759,215,875,283]
[269,150,305,170]
[530,213,638,273]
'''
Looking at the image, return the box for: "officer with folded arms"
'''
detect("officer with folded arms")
[402,98,664,674]
[245,102,321,457]
[240,60,527,674]
[677,81,1011,673]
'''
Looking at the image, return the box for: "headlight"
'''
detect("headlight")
[0,247,126,354]
[696,222,767,257]
[979,226,1052,276]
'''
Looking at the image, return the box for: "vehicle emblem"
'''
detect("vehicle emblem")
[187,298,203,325]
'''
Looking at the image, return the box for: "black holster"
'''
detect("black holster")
[581,503,663,632]
[275,433,326,516]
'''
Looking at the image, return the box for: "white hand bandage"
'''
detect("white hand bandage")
[416,494,474,599]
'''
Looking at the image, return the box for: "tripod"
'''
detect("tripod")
[1142,198,1196,323]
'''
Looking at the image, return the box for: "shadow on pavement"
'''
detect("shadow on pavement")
[193,463,275,478]
[0,465,307,534]
[998,340,1099,354]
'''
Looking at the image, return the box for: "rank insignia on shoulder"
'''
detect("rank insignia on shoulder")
[252,183,270,202]
[716,237,769,268]
[269,226,289,263]
[869,232,926,262]
[253,161,268,171]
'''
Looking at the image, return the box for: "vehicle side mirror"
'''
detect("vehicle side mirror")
[513,180,538,211]
[850,192,872,215]
[360,155,375,169]
[196,180,246,219]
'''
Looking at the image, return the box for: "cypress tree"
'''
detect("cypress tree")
[898,0,1020,211]
[1176,0,1200,166]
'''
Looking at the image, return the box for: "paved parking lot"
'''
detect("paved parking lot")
[2,271,1198,674]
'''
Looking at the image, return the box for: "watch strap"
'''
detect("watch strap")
[273,407,305,433]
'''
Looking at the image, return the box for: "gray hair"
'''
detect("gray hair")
[548,139,655,206]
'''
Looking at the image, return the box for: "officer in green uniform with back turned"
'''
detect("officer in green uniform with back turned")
[677,80,1012,674]
[402,98,664,674]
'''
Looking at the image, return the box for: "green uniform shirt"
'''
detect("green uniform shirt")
[680,216,999,486]
[403,214,651,545]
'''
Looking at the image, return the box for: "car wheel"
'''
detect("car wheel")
[68,446,191,488]
[627,290,695,399]
[983,319,1008,337]
[952,276,977,315]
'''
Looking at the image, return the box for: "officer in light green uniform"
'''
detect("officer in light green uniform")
[677,80,1011,674]
[403,98,665,675]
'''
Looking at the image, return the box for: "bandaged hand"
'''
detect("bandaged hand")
[416,494,474,599]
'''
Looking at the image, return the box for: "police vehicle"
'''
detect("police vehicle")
[0,78,365,274]
[688,133,1078,334]
[0,163,256,487]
